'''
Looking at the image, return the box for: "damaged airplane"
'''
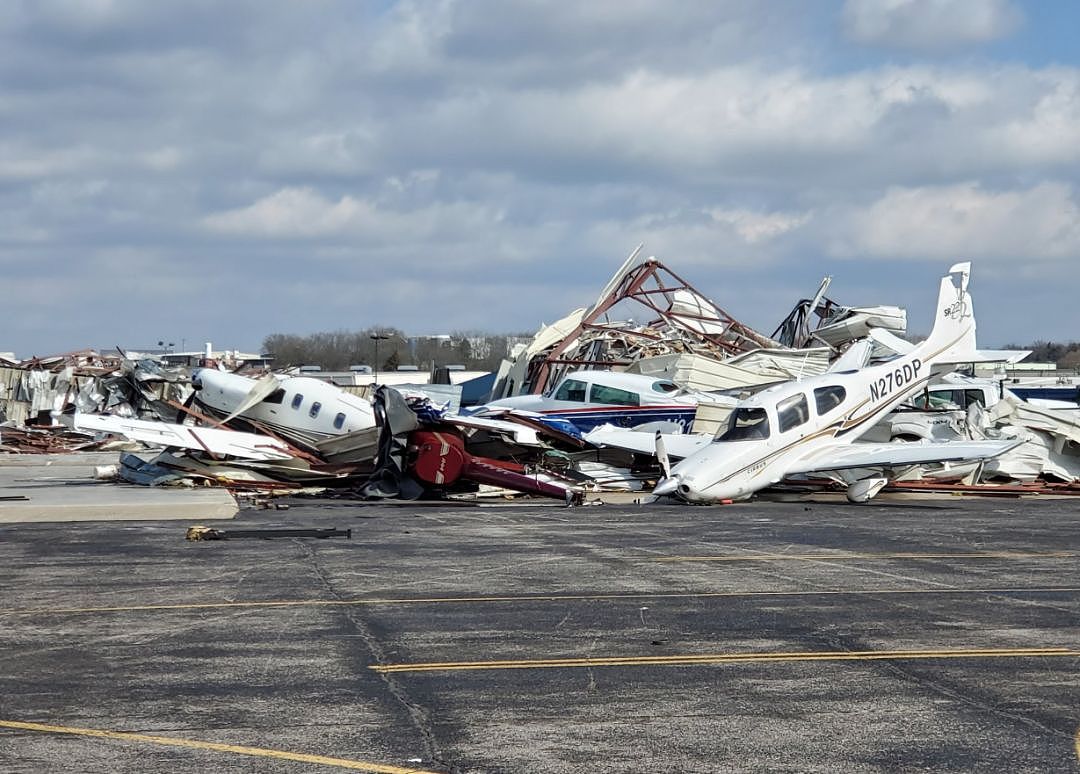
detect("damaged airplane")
[611,263,1022,503]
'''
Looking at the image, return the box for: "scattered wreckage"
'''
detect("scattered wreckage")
[2,251,1079,505]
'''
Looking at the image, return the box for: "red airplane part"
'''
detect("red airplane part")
[409,430,574,502]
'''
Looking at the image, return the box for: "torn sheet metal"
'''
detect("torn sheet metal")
[626,349,831,392]
[491,248,783,399]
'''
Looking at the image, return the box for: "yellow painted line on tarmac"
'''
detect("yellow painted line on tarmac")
[3,586,1080,617]
[0,720,441,773]
[651,551,1075,562]
[372,647,1078,674]
[1075,725,1079,761]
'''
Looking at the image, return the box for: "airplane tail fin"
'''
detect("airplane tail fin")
[918,262,977,366]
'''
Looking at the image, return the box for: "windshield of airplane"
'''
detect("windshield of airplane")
[553,379,587,402]
[717,407,770,441]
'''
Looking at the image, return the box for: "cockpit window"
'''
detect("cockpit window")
[589,384,640,405]
[813,385,846,415]
[651,380,679,393]
[262,388,285,405]
[717,407,770,441]
[554,379,587,402]
[777,393,810,433]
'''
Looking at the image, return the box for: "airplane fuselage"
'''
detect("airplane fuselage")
[659,348,938,502]
[192,370,375,442]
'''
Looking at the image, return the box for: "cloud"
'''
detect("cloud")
[202,185,507,248]
[2,2,1079,354]
[203,187,376,238]
[709,208,812,244]
[842,0,1023,50]
[828,181,1080,262]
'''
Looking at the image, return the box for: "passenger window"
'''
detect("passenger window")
[291,393,304,410]
[333,412,346,430]
[777,393,809,433]
[554,379,587,402]
[309,401,321,418]
[717,407,770,441]
[262,389,285,405]
[813,385,846,414]
[589,384,640,405]
[927,390,961,408]
[964,390,987,408]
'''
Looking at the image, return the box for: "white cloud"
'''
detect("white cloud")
[202,187,385,237]
[203,186,380,235]
[580,206,809,269]
[139,146,183,171]
[0,144,103,180]
[987,70,1080,164]
[408,63,1080,187]
[843,0,1023,50]
[201,185,505,245]
[828,181,1080,262]
[708,207,811,244]
[2,2,1080,352]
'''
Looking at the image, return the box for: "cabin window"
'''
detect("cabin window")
[717,407,770,441]
[554,379,587,402]
[333,412,346,430]
[965,390,988,408]
[291,393,303,410]
[651,380,679,394]
[309,401,322,418]
[913,388,989,410]
[777,393,810,433]
[814,385,846,414]
[913,389,964,409]
[262,388,285,405]
[589,384,640,406]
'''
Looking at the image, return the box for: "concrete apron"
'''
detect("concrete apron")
[0,451,237,523]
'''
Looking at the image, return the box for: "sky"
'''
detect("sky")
[2,0,1079,357]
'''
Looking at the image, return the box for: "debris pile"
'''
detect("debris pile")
[489,247,827,401]
[0,350,193,427]
[3,252,1079,505]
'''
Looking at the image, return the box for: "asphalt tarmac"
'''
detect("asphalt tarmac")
[1,495,1078,773]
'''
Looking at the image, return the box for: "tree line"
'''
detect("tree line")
[261,328,529,372]
[260,331,1080,374]
[1003,341,1080,369]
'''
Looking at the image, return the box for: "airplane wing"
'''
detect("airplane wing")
[584,424,713,459]
[74,413,296,461]
[787,438,1024,475]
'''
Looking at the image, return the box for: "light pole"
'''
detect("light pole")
[370,332,390,385]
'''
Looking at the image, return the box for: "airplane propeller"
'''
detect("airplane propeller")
[655,430,671,479]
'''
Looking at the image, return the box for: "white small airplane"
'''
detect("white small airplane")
[634,262,1022,503]
[191,369,376,447]
[74,369,378,462]
[477,369,723,433]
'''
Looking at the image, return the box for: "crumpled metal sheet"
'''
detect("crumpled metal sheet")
[361,386,424,499]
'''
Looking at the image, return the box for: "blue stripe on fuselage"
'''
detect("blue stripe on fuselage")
[540,406,697,433]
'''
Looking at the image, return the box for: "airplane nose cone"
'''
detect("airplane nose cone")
[652,477,679,496]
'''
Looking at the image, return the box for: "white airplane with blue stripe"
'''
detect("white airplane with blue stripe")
[603,263,1022,503]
